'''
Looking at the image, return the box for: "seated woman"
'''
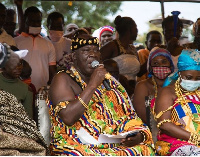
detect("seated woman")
[48,30,155,156]
[133,47,174,143]
[153,49,200,156]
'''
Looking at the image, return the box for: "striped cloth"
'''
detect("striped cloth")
[48,67,155,156]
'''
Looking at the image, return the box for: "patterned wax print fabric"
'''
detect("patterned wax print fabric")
[151,91,200,156]
[48,66,155,156]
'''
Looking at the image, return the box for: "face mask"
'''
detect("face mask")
[49,30,64,42]
[29,26,41,35]
[152,66,171,80]
[180,78,200,92]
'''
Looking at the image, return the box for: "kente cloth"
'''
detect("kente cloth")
[151,91,200,156]
[0,90,47,155]
[163,49,200,87]
[48,67,155,156]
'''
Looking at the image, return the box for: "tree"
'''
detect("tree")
[2,0,121,30]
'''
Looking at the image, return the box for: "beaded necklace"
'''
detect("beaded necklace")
[175,78,200,123]
[151,76,158,116]
[151,76,158,98]
[70,66,107,103]
[116,39,136,55]
[116,39,127,54]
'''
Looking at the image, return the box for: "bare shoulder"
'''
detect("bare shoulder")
[49,71,76,106]
[135,79,149,89]
[134,79,150,94]
[51,72,71,86]
[158,84,175,98]
[155,84,176,111]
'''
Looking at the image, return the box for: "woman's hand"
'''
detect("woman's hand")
[121,132,144,147]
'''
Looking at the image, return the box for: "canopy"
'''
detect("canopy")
[75,0,200,2]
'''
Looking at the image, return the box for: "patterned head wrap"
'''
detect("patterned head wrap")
[147,47,174,77]
[71,37,100,52]
[163,49,200,87]
[99,26,114,41]
[178,49,200,72]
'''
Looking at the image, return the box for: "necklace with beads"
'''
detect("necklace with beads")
[116,39,136,55]
[151,76,158,116]
[175,78,200,123]
[151,76,158,98]
[70,66,107,102]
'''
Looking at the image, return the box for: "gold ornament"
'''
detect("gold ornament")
[105,73,111,79]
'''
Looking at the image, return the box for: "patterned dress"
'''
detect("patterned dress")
[48,67,155,156]
[152,91,200,156]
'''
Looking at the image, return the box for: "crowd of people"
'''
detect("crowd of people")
[0,0,200,156]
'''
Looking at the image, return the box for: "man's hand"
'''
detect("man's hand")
[121,132,144,147]
[87,65,107,90]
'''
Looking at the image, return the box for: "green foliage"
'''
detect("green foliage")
[2,0,121,30]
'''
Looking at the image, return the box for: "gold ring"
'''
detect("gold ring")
[105,73,111,79]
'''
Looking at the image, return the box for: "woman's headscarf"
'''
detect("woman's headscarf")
[147,47,174,77]
[163,49,200,86]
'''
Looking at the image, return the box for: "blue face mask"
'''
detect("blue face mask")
[180,78,200,92]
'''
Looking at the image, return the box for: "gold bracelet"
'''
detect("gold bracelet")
[157,119,171,128]
[55,101,70,115]
[78,96,88,109]
[139,131,146,143]
[105,72,111,79]
[188,132,199,146]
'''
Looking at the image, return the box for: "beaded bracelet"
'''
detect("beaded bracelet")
[188,132,199,146]
[78,96,88,109]
[55,101,70,115]
[157,119,171,128]
[139,131,146,143]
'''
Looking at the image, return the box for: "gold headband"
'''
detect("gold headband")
[71,37,99,51]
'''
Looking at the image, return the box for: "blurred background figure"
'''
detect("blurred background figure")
[137,30,163,82]
[19,59,37,123]
[0,2,16,46]
[103,59,131,95]
[101,15,145,97]
[99,26,114,47]
[3,8,17,37]
[0,53,33,119]
[184,18,200,50]
[46,11,72,71]
[64,23,79,39]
